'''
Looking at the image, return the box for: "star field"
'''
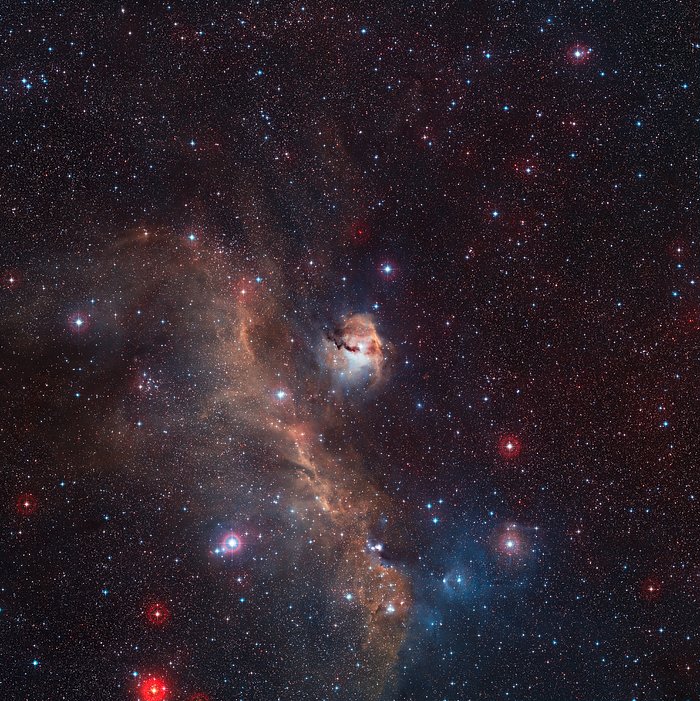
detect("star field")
[1,2,699,700]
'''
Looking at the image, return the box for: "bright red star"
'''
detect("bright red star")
[145,601,170,626]
[498,434,522,459]
[139,676,168,701]
[16,492,38,516]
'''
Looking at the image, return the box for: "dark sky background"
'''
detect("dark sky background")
[1,2,699,701]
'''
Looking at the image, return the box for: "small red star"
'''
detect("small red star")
[498,434,522,459]
[145,601,170,627]
[16,492,38,516]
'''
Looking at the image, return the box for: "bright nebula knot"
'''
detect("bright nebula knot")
[323,313,387,386]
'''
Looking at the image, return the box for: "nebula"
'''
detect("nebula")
[5,5,692,699]
[322,313,389,388]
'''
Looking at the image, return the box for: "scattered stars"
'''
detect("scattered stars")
[0,4,694,701]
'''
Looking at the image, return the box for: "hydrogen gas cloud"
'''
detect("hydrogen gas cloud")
[2,3,698,701]
[2,234,412,700]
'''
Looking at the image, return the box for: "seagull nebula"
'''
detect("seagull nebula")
[1,2,697,701]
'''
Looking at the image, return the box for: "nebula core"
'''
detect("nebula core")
[323,314,389,387]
